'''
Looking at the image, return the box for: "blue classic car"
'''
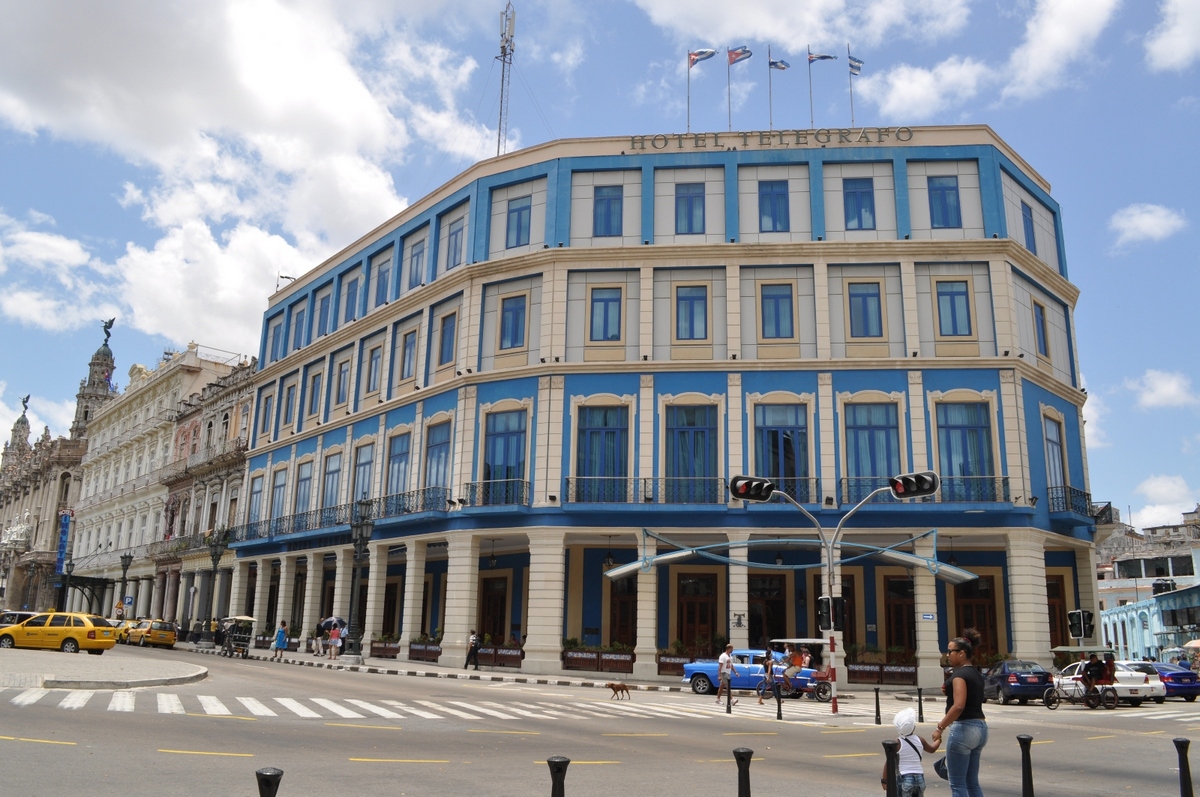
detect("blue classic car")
[1149,663,1200,701]
[683,648,821,698]
[982,659,1052,704]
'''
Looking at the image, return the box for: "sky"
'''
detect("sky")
[0,0,1197,530]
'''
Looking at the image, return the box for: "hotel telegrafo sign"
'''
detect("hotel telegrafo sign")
[627,127,915,152]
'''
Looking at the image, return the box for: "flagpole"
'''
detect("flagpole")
[768,45,774,131]
[727,49,732,133]
[847,43,855,127]
[807,45,815,129]
[687,48,691,134]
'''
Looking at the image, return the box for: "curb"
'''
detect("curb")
[42,667,209,690]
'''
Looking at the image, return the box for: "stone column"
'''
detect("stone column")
[332,548,354,622]
[276,556,297,637]
[253,560,273,637]
[138,576,153,619]
[179,573,194,629]
[164,570,180,623]
[151,571,167,620]
[302,553,324,641]
[727,531,750,650]
[913,535,943,688]
[399,540,427,652]
[441,534,480,668]
[523,530,567,674]
[228,560,249,619]
[1074,543,1101,645]
[103,582,115,619]
[363,541,389,646]
[1008,530,1053,664]
[632,537,659,680]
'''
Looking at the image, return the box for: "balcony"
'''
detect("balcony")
[771,477,821,504]
[231,487,451,543]
[562,477,729,504]
[564,477,638,503]
[1048,485,1092,517]
[649,477,726,504]
[463,480,530,507]
[839,476,1011,505]
[840,477,899,505]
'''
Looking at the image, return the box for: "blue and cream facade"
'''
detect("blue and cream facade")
[228,125,1101,685]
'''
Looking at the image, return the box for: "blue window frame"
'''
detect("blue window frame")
[1044,417,1065,489]
[500,295,526,350]
[424,422,451,488]
[408,239,426,289]
[260,395,273,434]
[438,312,457,366]
[1021,202,1037,255]
[754,404,809,501]
[845,403,900,499]
[506,196,531,248]
[353,443,374,500]
[386,434,410,495]
[675,183,705,235]
[848,283,883,338]
[758,180,789,232]
[401,330,417,380]
[676,286,708,340]
[344,278,359,322]
[928,176,962,228]
[760,284,794,339]
[308,373,321,416]
[292,307,306,350]
[843,178,876,231]
[374,263,390,307]
[483,411,527,504]
[1033,302,1049,357]
[247,476,264,523]
[593,185,623,237]
[270,469,287,520]
[447,218,465,269]
[590,287,622,342]
[937,403,995,501]
[936,281,972,337]
[336,361,350,404]
[575,406,628,501]
[282,384,295,425]
[317,295,331,337]
[665,405,718,502]
[367,346,382,392]
[321,452,342,508]
[294,461,312,513]
[269,323,283,362]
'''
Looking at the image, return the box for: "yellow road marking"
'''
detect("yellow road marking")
[158,750,253,757]
[723,732,777,736]
[825,753,879,758]
[325,723,403,730]
[821,729,868,734]
[1144,730,1166,735]
[602,733,668,737]
[1031,740,1054,745]
[698,758,765,762]
[0,736,14,740]
[1087,735,1116,740]
[469,730,539,735]
[185,713,256,721]
[351,758,450,763]
[535,760,621,765]
[18,738,77,746]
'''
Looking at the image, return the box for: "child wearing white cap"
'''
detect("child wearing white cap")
[881,707,941,795]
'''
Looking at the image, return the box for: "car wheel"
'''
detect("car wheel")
[999,690,1011,705]
[814,681,833,703]
[139,636,147,647]
[1127,698,1143,707]
[1043,688,1059,710]
[1018,698,1029,706]
[691,675,714,695]
[0,635,13,649]
[61,638,80,654]
[1185,696,1196,703]
[1153,696,1166,704]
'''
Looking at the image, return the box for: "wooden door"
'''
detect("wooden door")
[1046,575,1068,648]
[954,575,998,658]
[678,573,717,654]
[884,576,916,660]
[748,575,786,647]
[480,577,507,642]
[609,575,636,647]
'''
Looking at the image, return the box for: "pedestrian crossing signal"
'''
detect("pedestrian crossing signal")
[888,471,940,499]
[729,475,776,502]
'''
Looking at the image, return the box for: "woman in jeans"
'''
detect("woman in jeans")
[932,628,988,796]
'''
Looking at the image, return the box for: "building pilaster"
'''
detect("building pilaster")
[632,536,659,680]
[1007,529,1053,664]
[363,541,389,644]
[523,529,567,674]
[400,540,427,651]
[253,559,273,637]
[727,530,750,649]
[913,535,944,688]
[441,534,480,668]
[302,552,324,640]
[276,555,297,633]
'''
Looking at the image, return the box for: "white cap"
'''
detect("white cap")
[894,707,917,736]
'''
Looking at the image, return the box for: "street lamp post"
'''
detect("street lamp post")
[118,552,134,619]
[343,496,374,661]
[61,557,75,612]
[198,533,228,648]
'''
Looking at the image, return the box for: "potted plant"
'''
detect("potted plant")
[561,637,599,671]
[599,641,635,674]
[658,639,691,675]
[370,633,400,659]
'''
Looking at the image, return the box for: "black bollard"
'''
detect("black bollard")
[255,767,284,797]
[727,678,733,714]
[547,756,570,797]
[733,747,754,797]
[1175,738,1194,797]
[774,680,783,721]
[917,688,924,723]
[882,739,900,797]
[1017,734,1035,797]
[875,687,882,725]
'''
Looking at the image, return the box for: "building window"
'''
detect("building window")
[307,374,322,416]
[754,404,809,501]
[269,322,284,362]
[1021,201,1037,255]
[760,284,794,339]
[675,183,705,235]
[353,443,374,500]
[447,217,465,269]
[675,286,708,341]
[344,278,360,323]
[845,403,900,499]
[336,361,350,405]
[438,312,457,366]
[424,422,451,487]
[935,281,972,337]
[316,295,331,337]
[1033,301,1049,358]
[506,196,532,248]
[589,287,622,342]
[260,396,273,434]
[666,405,718,502]
[270,470,287,520]
[367,347,382,393]
[936,403,994,501]
[292,308,306,350]
[499,295,526,350]
[401,330,417,380]
[758,180,789,232]
[374,264,390,308]
[928,176,961,228]
[248,475,264,523]
[322,452,342,508]
[282,384,296,425]
[408,239,426,289]
[593,185,623,237]
[1044,417,1065,490]
[843,177,876,231]
[294,461,313,513]
[387,434,410,495]
[483,411,527,503]
[575,406,628,501]
[848,283,883,338]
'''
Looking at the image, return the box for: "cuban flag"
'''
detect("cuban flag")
[689,48,717,68]
[848,54,864,75]
[727,46,752,66]
[808,52,837,63]
[770,59,791,70]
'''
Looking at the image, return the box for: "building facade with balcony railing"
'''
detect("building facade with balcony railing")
[219,126,1101,686]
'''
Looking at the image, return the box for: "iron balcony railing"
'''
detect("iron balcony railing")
[146,533,218,558]
[565,477,638,503]
[649,477,727,505]
[840,477,900,505]
[840,476,1011,505]
[463,480,530,507]
[563,477,728,504]
[771,477,820,504]
[1090,501,1115,525]
[231,487,452,542]
[1048,485,1092,516]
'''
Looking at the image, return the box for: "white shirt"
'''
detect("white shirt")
[897,734,924,775]
[718,652,733,676]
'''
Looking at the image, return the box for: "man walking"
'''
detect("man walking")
[465,629,480,670]
[715,643,739,705]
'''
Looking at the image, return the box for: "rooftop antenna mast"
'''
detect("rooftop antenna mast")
[496,2,516,157]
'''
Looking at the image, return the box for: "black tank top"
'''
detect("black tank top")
[945,665,986,721]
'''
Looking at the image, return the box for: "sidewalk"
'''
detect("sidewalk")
[0,648,208,690]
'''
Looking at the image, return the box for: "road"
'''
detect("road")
[1,646,1195,796]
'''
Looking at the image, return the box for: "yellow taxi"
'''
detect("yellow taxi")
[113,618,137,643]
[127,619,177,648]
[0,611,117,654]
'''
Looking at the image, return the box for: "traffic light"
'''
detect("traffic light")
[817,596,832,631]
[888,471,941,500]
[729,475,776,502]
[832,597,846,632]
[1067,609,1084,638]
[1082,610,1095,638]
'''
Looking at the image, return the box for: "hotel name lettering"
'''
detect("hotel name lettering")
[628,127,915,151]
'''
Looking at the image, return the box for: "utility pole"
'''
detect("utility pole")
[496,2,516,157]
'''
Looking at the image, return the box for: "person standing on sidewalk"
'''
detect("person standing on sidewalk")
[932,628,987,797]
[272,620,288,662]
[464,629,480,670]
[328,624,341,660]
[312,619,325,656]
[715,643,739,705]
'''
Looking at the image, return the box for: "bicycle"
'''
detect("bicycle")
[1043,676,1118,710]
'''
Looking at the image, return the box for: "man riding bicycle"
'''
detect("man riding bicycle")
[1080,653,1106,694]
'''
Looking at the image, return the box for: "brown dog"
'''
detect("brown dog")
[606,682,631,700]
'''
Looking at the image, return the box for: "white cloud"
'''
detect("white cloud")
[1001,0,1122,101]
[1146,0,1200,72]
[1109,203,1187,247]
[1081,377,1110,448]
[1124,369,1200,409]
[0,381,74,441]
[856,57,991,121]
[1132,474,1198,529]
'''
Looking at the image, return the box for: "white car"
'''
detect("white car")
[1054,660,1166,706]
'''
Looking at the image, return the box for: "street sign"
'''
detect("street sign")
[922,613,935,620]
[58,509,74,517]
[123,595,134,606]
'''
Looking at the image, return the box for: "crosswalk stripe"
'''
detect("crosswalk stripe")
[59,691,94,710]
[383,700,443,719]
[12,689,47,706]
[109,692,136,712]
[157,694,185,714]
[541,702,618,717]
[346,699,402,719]
[416,700,481,719]
[237,698,277,717]
[312,698,363,718]
[481,700,553,719]
[449,700,517,719]
[198,695,231,715]
[274,698,321,718]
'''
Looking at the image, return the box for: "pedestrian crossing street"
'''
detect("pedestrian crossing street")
[2,686,869,723]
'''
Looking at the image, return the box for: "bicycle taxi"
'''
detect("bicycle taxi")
[220,615,255,659]
[1043,645,1119,710]
[755,638,834,703]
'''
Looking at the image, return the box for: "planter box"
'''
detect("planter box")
[407,643,442,663]
[370,641,400,659]
[847,663,883,684]
[657,655,692,676]
[599,652,634,674]
[477,647,523,668]
[882,664,918,686]
[253,635,271,650]
[286,638,300,652]
[562,650,599,671]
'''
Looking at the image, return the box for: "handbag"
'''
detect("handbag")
[933,756,948,780]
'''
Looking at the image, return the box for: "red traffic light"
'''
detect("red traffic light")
[888,471,940,499]
[729,475,776,502]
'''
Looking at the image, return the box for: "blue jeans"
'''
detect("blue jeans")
[899,773,925,797]
[945,719,988,797]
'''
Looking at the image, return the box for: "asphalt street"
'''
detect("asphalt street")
[1,646,1196,796]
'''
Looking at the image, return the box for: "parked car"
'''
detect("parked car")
[1054,660,1166,706]
[127,619,177,648]
[1149,663,1200,701]
[1118,660,1169,704]
[112,619,137,643]
[983,659,1052,704]
[682,649,820,697]
[0,612,116,654]
[0,610,37,629]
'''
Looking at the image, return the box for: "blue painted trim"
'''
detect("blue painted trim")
[550,160,571,246]
[641,166,655,243]
[977,149,1006,239]
[723,157,739,243]
[809,160,825,240]
[892,154,911,239]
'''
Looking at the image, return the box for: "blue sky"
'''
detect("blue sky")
[0,0,1197,528]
